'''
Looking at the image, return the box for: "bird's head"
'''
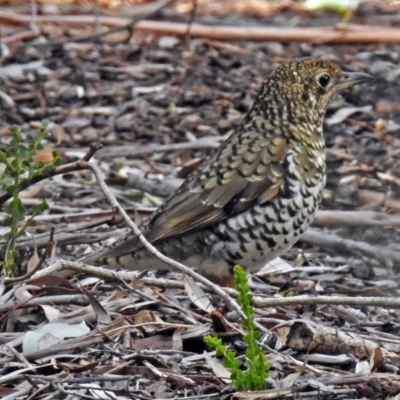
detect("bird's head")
[242,57,373,149]
[265,57,374,119]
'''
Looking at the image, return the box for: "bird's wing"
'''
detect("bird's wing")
[143,131,288,243]
[96,131,288,261]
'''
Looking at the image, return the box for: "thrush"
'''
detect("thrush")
[85,58,373,286]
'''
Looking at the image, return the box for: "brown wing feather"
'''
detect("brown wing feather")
[100,131,288,260]
[144,131,288,243]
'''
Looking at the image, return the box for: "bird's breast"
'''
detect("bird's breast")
[206,153,326,271]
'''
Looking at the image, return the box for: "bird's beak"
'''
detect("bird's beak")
[336,71,375,90]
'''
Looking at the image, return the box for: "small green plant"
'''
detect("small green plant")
[0,125,61,276]
[204,265,269,391]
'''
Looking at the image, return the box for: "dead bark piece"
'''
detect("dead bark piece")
[285,321,379,359]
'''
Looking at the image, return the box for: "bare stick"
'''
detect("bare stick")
[0,293,89,314]
[253,294,400,309]
[96,136,221,159]
[313,210,400,227]
[2,12,400,44]
[301,228,400,266]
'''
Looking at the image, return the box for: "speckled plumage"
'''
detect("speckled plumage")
[86,58,373,286]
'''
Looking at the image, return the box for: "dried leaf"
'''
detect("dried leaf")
[40,305,60,322]
[22,321,90,353]
[183,275,215,313]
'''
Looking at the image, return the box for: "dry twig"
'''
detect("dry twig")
[2,12,400,43]
[253,294,400,309]
[301,228,400,266]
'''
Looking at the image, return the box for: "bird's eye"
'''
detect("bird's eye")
[317,74,331,88]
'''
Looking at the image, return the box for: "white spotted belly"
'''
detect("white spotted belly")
[204,173,326,273]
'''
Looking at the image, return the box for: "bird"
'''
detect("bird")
[85,58,373,286]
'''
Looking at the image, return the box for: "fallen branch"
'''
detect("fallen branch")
[0,293,90,314]
[313,210,400,227]
[253,294,400,309]
[301,228,400,266]
[2,12,400,43]
[96,136,221,159]
[2,30,41,45]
